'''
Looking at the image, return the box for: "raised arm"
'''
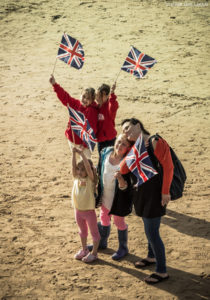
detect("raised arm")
[49,75,81,108]
[76,147,94,182]
[108,83,119,119]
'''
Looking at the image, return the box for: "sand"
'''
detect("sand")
[0,0,210,299]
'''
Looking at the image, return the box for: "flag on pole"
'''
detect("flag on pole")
[125,134,158,186]
[121,46,157,78]
[67,105,97,152]
[57,33,85,69]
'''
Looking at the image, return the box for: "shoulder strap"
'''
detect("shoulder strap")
[147,134,162,173]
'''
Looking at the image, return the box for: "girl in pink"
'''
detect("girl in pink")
[72,146,100,263]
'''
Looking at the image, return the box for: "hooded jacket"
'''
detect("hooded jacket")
[96,146,133,217]
[53,83,98,148]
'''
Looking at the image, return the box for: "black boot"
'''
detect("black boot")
[112,228,128,261]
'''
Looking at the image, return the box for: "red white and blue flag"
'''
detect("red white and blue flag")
[121,46,157,78]
[125,134,158,186]
[67,105,97,152]
[57,33,85,69]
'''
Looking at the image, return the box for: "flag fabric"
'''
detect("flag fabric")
[57,33,85,69]
[67,105,97,152]
[121,46,157,78]
[125,134,158,186]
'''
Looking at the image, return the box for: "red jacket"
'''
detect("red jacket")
[97,93,119,142]
[53,83,98,147]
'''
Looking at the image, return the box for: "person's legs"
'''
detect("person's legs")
[112,216,128,260]
[85,210,100,256]
[74,210,89,259]
[97,205,111,249]
[82,210,100,263]
[142,217,166,274]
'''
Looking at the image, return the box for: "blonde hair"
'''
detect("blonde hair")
[84,88,95,102]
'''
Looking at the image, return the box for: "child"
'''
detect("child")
[72,146,100,263]
[96,83,119,154]
[49,75,98,158]
[94,134,133,260]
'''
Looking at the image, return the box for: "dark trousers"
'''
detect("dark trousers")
[142,217,166,273]
[98,138,116,154]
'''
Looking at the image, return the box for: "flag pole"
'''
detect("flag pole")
[115,69,121,84]
[67,104,76,145]
[52,57,57,75]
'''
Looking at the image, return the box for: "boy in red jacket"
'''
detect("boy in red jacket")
[49,75,98,158]
[96,83,119,154]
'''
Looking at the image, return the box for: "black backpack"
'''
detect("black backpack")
[148,134,187,200]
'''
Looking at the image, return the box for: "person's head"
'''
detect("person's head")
[121,118,150,141]
[96,84,110,106]
[75,160,87,179]
[81,88,95,107]
[76,158,96,182]
[114,133,134,157]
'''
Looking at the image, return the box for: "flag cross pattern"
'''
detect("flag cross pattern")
[57,33,85,69]
[125,134,158,186]
[121,46,157,78]
[67,105,97,152]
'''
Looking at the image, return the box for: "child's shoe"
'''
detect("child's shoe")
[82,253,98,263]
[74,248,89,260]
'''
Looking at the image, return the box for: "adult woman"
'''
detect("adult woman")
[120,118,173,284]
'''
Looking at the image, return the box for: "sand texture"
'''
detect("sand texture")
[0,0,210,299]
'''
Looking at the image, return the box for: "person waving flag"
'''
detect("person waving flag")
[125,133,158,186]
[121,46,156,79]
[57,33,85,69]
[67,105,97,152]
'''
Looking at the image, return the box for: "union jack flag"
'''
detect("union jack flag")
[121,46,157,78]
[125,134,158,186]
[57,33,85,69]
[67,105,97,152]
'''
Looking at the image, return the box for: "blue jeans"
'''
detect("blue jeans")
[142,217,166,273]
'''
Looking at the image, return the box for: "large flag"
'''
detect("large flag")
[121,46,157,78]
[67,105,97,152]
[125,134,158,186]
[57,33,85,69]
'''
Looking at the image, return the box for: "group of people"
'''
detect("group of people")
[49,75,173,284]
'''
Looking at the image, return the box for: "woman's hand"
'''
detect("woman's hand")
[161,194,171,207]
[115,171,128,190]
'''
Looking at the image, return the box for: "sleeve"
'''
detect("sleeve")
[107,93,119,120]
[53,83,81,109]
[154,138,174,194]
[119,157,130,174]
[86,107,98,137]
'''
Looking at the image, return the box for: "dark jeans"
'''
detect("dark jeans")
[142,217,166,273]
[98,138,116,154]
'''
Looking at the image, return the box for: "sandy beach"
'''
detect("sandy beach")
[0,0,210,299]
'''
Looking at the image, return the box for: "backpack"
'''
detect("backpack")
[148,134,187,200]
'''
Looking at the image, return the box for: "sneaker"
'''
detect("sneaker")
[82,253,98,263]
[74,248,89,260]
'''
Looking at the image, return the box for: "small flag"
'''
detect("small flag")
[67,105,97,152]
[121,46,156,78]
[57,33,85,69]
[125,134,158,186]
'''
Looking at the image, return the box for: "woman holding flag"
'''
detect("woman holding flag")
[120,118,173,284]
